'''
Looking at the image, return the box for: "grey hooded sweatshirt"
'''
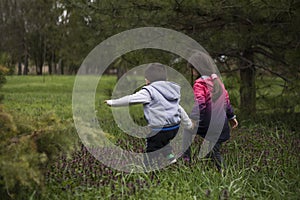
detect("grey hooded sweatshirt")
[106,81,192,129]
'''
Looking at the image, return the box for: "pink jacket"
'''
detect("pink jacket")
[190,74,235,142]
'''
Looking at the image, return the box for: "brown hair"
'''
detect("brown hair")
[188,50,216,76]
[188,50,223,102]
[144,63,167,82]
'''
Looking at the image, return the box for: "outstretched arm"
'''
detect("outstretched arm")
[105,88,151,107]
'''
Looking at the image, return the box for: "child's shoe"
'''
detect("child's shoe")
[167,153,177,164]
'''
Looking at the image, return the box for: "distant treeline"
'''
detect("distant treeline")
[0,0,299,116]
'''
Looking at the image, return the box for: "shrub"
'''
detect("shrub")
[0,65,8,102]
[0,111,77,199]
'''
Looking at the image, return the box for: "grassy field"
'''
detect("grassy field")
[1,75,299,199]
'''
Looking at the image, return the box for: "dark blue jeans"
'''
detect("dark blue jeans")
[144,126,179,166]
[182,129,225,171]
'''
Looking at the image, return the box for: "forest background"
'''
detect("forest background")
[0,0,299,199]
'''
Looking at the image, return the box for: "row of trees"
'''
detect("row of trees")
[1,0,299,116]
[0,0,74,75]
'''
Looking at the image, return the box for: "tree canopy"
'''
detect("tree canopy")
[0,0,299,116]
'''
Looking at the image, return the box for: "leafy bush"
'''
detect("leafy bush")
[0,65,8,102]
[0,111,77,199]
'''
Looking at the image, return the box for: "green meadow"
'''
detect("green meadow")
[1,75,299,199]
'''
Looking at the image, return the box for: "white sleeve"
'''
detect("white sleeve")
[106,89,151,106]
[179,105,193,129]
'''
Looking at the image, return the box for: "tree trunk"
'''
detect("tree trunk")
[54,56,58,75]
[60,60,64,75]
[239,51,256,118]
[35,58,43,75]
[54,63,57,74]
[23,50,28,75]
[17,61,22,75]
[35,34,45,75]
[117,67,127,80]
[35,59,38,74]
[48,51,54,75]
[48,61,52,75]
[38,63,43,75]
[116,56,128,80]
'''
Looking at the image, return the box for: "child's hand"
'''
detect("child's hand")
[104,100,112,107]
[187,119,197,130]
[191,119,197,130]
[229,118,238,129]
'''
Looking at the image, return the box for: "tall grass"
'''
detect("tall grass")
[2,75,299,199]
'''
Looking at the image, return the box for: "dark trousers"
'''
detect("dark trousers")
[205,142,225,172]
[144,127,179,166]
[182,129,226,171]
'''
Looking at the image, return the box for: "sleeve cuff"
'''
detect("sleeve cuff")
[106,100,113,106]
[229,115,236,120]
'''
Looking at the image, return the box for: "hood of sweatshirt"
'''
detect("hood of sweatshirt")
[142,81,181,127]
[148,81,180,101]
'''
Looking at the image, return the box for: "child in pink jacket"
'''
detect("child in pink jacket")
[182,51,238,172]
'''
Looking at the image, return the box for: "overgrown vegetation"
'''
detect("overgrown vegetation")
[0,75,299,199]
[1,0,299,198]
[0,65,8,102]
[0,76,77,199]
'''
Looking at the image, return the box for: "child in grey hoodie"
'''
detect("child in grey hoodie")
[105,63,193,166]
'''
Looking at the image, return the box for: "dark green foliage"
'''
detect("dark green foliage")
[0,111,77,199]
[1,0,299,119]
[0,65,8,102]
